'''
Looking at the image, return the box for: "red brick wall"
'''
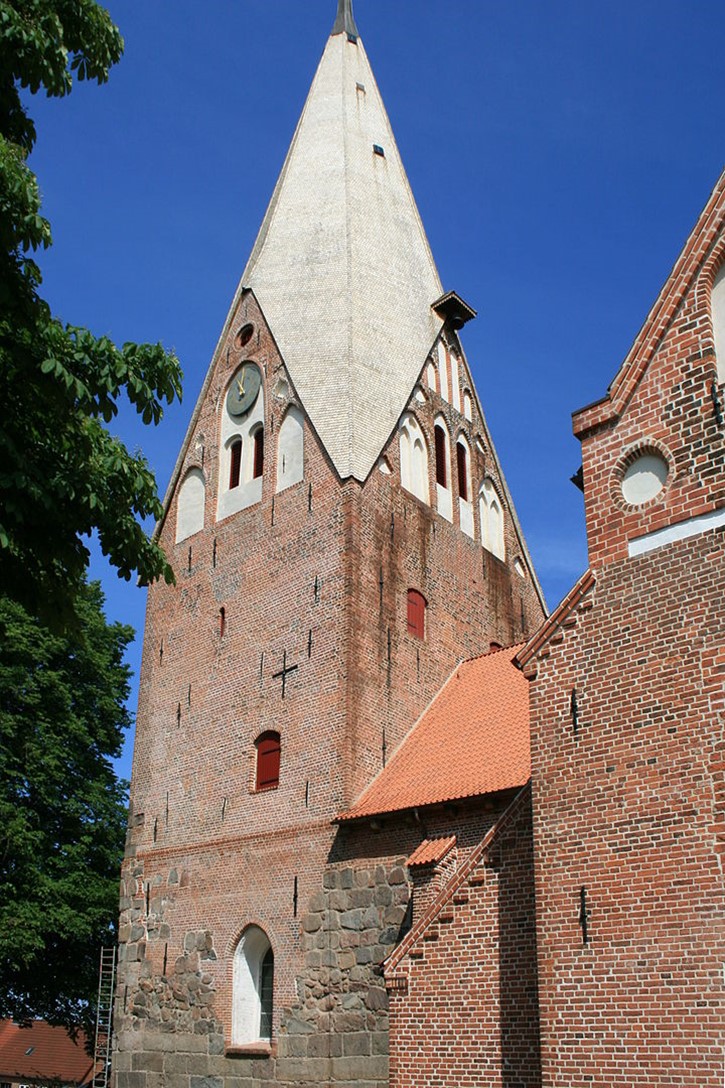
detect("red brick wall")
[386,790,541,1088]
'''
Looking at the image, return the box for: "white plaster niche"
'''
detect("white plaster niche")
[276,405,304,492]
[713,263,725,384]
[175,468,205,543]
[621,451,668,506]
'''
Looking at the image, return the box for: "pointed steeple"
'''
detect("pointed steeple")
[239,10,444,481]
[331,0,359,39]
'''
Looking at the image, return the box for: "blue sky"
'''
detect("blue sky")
[26,0,724,778]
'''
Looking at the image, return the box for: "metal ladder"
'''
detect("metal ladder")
[92,946,117,1088]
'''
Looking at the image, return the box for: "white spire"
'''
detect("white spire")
[241,24,444,482]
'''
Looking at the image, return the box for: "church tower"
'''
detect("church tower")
[113,5,545,1087]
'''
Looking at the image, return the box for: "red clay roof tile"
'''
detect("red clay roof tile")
[0,1020,97,1086]
[407,835,457,867]
[338,645,529,821]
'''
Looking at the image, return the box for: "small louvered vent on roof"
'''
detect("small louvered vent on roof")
[373,144,385,157]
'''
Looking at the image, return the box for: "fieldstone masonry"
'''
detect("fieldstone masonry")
[114,861,411,1088]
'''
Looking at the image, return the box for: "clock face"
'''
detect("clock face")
[226,363,261,417]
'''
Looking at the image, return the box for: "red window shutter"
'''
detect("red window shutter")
[407,590,426,639]
[456,443,468,501]
[253,428,264,479]
[229,440,242,489]
[256,732,281,790]
[434,426,447,487]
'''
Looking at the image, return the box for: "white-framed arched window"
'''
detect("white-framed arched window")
[433,416,452,522]
[713,263,725,384]
[175,468,206,543]
[232,925,274,1045]
[456,434,474,538]
[276,406,304,492]
[426,361,437,392]
[399,414,429,504]
[462,390,473,423]
[480,477,505,560]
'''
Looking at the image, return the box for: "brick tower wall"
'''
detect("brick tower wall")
[113,288,545,1088]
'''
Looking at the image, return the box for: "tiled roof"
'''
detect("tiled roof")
[338,645,529,821]
[407,835,457,868]
[0,1020,97,1086]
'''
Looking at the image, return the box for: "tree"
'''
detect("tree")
[0,581,131,1027]
[0,0,183,627]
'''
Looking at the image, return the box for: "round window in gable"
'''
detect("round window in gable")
[235,323,254,349]
[621,449,669,506]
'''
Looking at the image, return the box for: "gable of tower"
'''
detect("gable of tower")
[574,169,725,566]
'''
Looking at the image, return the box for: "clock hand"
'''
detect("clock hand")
[237,374,246,397]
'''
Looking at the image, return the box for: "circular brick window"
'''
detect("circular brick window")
[621,449,669,506]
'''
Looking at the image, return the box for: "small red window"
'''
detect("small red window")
[229,440,242,489]
[253,427,264,479]
[434,425,447,487]
[255,731,281,791]
[407,589,426,640]
[456,442,469,501]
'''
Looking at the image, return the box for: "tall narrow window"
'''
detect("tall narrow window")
[252,427,264,479]
[407,589,426,639]
[463,390,473,422]
[229,440,242,489]
[456,441,469,501]
[255,731,281,791]
[434,425,447,487]
[259,947,274,1040]
[232,925,274,1045]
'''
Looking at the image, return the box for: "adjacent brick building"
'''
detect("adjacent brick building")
[112,1,725,1086]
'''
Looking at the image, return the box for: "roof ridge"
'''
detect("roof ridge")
[384,784,531,977]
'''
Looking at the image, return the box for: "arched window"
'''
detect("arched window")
[229,439,242,490]
[252,426,264,480]
[175,468,205,543]
[276,406,304,492]
[426,361,437,391]
[255,732,281,791]
[407,589,427,639]
[713,263,725,384]
[398,414,429,504]
[434,424,447,487]
[480,478,505,560]
[232,925,274,1045]
[433,417,452,522]
[456,441,469,501]
[456,436,474,538]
